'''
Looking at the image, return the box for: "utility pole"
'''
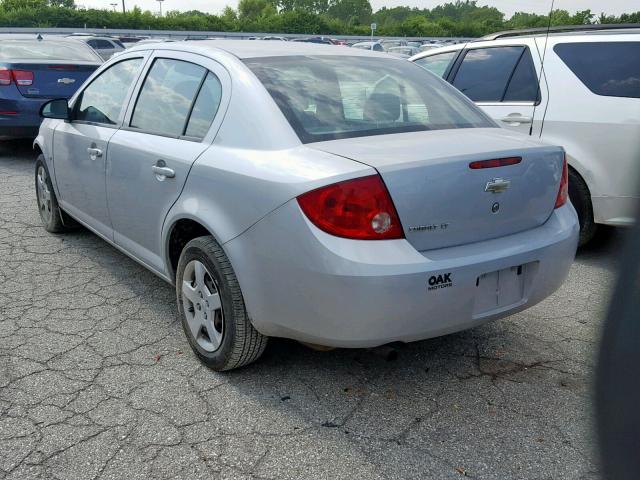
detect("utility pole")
[122,0,125,13]
[157,0,164,17]
[110,3,117,11]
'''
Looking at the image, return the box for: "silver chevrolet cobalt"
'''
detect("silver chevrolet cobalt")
[34,41,579,370]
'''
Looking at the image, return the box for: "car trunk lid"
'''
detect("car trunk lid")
[309,128,565,251]
[6,62,98,98]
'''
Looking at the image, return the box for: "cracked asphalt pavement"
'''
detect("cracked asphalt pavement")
[0,140,618,479]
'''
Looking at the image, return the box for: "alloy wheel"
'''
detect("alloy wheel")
[36,166,52,225]
[182,260,224,352]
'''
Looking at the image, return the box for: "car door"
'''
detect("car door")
[53,55,147,238]
[447,42,548,136]
[106,52,230,273]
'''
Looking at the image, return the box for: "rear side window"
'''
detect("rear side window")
[413,51,457,78]
[453,46,539,103]
[554,42,640,99]
[185,72,223,139]
[130,58,206,138]
[503,49,539,102]
[75,58,143,125]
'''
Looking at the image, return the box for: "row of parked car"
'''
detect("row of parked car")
[65,32,460,60]
[1,25,638,247]
[7,24,637,370]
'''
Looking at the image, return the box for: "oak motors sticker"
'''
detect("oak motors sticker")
[428,273,453,291]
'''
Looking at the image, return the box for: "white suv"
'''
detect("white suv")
[410,25,640,245]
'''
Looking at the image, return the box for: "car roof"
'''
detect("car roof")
[0,34,79,42]
[128,39,393,59]
[482,24,640,40]
[67,35,116,41]
[409,28,639,62]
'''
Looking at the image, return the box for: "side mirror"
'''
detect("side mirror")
[40,98,70,120]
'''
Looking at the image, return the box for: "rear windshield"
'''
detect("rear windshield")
[245,55,494,143]
[0,40,101,62]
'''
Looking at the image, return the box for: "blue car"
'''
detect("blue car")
[0,35,102,140]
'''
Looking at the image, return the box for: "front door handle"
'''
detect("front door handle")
[152,164,175,179]
[500,114,532,125]
[87,147,102,160]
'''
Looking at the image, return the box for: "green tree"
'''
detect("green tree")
[1,0,46,10]
[238,0,271,20]
[48,0,75,7]
[327,0,372,25]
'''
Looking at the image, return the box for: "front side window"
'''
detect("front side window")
[453,46,525,102]
[413,51,458,78]
[245,55,493,144]
[75,57,143,125]
[554,42,640,99]
[130,58,206,138]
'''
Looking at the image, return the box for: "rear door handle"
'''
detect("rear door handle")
[152,165,175,179]
[87,147,102,160]
[500,114,532,125]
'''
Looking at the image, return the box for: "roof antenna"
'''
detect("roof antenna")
[530,0,554,136]
[37,33,43,41]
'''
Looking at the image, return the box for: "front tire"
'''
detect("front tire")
[568,168,597,247]
[176,236,268,371]
[35,155,76,233]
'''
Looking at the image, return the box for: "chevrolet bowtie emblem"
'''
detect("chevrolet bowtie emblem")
[57,78,76,85]
[485,178,511,194]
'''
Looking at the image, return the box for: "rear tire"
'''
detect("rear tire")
[568,168,597,247]
[34,155,77,233]
[176,236,268,371]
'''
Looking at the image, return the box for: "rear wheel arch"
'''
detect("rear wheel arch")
[166,218,223,282]
[567,164,597,246]
[33,143,43,157]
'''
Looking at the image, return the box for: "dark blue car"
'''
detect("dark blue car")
[0,35,102,140]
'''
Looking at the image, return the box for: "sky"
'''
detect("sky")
[77,0,640,18]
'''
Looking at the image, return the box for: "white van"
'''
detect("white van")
[410,25,640,245]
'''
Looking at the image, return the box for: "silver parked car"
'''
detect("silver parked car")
[34,41,579,370]
[67,35,125,60]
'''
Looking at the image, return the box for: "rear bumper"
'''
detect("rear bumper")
[225,201,579,348]
[592,196,638,226]
[0,96,47,139]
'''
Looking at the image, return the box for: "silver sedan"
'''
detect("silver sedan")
[34,41,579,370]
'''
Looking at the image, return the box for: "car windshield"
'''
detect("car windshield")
[245,55,494,143]
[0,39,101,62]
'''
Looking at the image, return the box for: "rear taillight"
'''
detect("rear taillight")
[555,155,569,209]
[12,70,33,86]
[297,175,404,240]
[0,69,34,86]
[0,69,11,86]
